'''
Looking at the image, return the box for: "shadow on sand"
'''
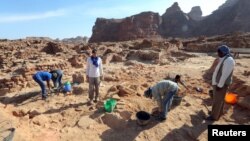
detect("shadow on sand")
[43,102,88,115]
[100,118,159,141]
[161,110,214,141]
[0,91,40,106]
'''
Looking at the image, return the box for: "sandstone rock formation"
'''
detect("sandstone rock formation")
[89,12,161,42]
[160,2,197,38]
[183,32,250,52]
[188,6,203,21]
[61,36,89,44]
[194,0,250,36]
[90,0,250,42]
[72,72,85,83]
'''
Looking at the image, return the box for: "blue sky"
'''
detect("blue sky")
[0,0,226,39]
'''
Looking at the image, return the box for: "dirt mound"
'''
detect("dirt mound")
[72,72,85,83]
[127,50,160,61]
[68,55,86,68]
[42,42,65,54]
[230,77,250,97]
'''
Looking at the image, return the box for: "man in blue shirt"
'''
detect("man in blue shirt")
[33,71,52,100]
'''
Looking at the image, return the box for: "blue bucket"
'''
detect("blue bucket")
[64,82,71,92]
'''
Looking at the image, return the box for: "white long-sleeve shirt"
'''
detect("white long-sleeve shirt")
[212,56,235,88]
[86,57,103,77]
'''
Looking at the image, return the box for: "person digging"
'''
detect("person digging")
[144,79,179,121]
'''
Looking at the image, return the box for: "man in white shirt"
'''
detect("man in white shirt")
[206,45,235,121]
[86,49,103,105]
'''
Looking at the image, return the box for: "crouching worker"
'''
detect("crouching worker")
[33,71,52,100]
[50,70,63,91]
[144,80,179,121]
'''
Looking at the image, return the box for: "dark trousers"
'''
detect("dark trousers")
[88,77,100,101]
[33,74,46,97]
[211,85,229,120]
[161,87,178,118]
[52,70,63,88]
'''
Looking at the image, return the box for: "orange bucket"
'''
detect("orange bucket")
[225,92,238,104]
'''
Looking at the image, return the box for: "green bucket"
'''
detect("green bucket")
[104,98,117,113]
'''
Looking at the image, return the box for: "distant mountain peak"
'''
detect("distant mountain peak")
[61,36,89,44]
[165,2,182,15]
[188,6,203,21]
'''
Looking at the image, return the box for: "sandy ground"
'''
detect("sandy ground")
[0,54,250,141]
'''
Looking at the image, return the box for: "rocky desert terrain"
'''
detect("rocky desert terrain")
[0,33,250,141]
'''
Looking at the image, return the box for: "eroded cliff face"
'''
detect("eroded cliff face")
[188,6,203,21]
[160,2,198,38]
[89,12,161,42]
[90,0,250,42]
[193,0,250,36]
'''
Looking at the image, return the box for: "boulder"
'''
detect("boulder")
[102,53,114,64]
[127,50,160,61]
[12,109,27,117]
[237,96,250,110]
[32,115,49,126]
[72,72,85,83]
[117,85,136,97]
[104,75,118,82]
[0,88,9,96]
[112,94,121,101]
[103,53,124,64]
[108,85,118,92]
[68,55,85,68]
[72,85,85,95]
[42,42,64,54]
